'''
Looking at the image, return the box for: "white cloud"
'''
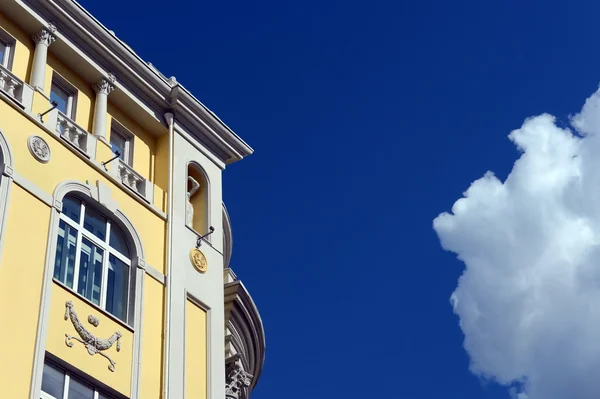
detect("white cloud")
[433,87,600,399]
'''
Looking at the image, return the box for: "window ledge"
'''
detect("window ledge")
[52,278,134,333]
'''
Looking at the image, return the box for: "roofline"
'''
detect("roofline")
[20,0,253,163]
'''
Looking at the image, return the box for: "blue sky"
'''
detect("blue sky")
[83,1,600,398]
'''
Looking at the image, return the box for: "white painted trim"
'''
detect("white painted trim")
[13,171,53,206]
[145,263,165,285]
[31,179,147,399]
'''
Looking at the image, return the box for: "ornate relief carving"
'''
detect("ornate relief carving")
[88,315,100,327]
[190,247,208,273]
[225,358,253,399]
[27,135,51,163]
[93,77,115,95]
[64,301,122,372]
[32,27,56,47]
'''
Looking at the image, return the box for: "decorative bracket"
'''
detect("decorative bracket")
[64,301,122,372]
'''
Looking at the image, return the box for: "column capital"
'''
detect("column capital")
[225,357,253,399]
[93,74,116,96]
[32,25,57,47]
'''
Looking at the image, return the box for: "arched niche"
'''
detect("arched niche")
[186,162,210,235]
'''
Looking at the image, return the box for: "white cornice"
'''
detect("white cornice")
[9,0,253,164]
[224,280,266,393]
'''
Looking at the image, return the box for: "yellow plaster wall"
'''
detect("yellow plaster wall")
[46,283,133,396]
[0,11,33,82]
[0,100,166,273]
[0,185,50,398]
[44,53,95,132]
[140,276,165,399]
[185,299,207,399]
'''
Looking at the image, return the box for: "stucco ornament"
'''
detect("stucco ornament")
[189,247,208,273]
[225,358,253,399]
[27,135,51,163]
[64,301,122,372]
[186,175,200,228]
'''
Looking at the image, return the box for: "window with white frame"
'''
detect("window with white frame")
[50,75,77,119]
[41,360,120,399]
[53,195,133,324]
[0,29,14,69]
[109,123,134,166]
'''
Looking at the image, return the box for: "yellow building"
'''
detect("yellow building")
[0,1,265,399]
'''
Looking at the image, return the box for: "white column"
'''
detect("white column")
[92,75,115,143]
[30,25,56,90]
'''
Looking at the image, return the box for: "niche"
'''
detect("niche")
[186,163,209,234]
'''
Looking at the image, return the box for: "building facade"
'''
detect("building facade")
[0,1,265,398]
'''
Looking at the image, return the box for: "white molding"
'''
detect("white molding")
[31,179,148,399]
[0,91,167,220]
[145,263,165,285]
[12,171,53,206]
[11,0,253,164]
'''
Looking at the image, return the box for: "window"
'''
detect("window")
[109,123,134,166]
[50,75,77,119]
[41,360,119,399]
[53,195,133,324]
[0,29,14,69]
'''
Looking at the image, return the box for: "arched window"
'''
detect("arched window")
[53,195,134,324]
[186,163,209,234]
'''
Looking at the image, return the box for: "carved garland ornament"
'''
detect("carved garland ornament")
[64,301,122,372]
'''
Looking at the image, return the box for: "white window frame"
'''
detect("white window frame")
[109,122,134,166]
[41,360,118,399]
[0,29,15,70]
[54,197,132,324]
[51,74,78,120]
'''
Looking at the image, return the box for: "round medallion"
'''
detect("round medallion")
[27,135,51,163]
[189,248,208,273]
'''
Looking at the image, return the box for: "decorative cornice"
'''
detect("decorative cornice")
[93,76,115,95]
[224,280,266,393]
[32,26,56,47]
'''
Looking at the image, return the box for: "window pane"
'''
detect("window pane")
[0,41,6,67]
[62,196,81,222]
[67,376,94,399]
[97,392,114,399]
[50,83,70,116]
[109,130,126,160]
[106,254,129,321]
[78,238,103,306]
[83,206,107,241]
[54,220,78,288]
[109,224,130,257]
[41,362,64,399]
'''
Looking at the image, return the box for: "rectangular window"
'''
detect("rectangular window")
[0,29,14,69]
[41,360,120,399]
[50,76,77,119]
[0,40,7,67]
[109,124,134,166]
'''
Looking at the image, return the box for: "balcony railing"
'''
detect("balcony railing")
[112,159,154,203]
[55,112,97,159]
[0,64,34,110]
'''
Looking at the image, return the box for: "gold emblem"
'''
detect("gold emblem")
[190,248,208,273]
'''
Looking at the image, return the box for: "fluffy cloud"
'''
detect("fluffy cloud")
[433,87,600,399]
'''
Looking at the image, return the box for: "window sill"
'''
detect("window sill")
[52,278,134,333]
